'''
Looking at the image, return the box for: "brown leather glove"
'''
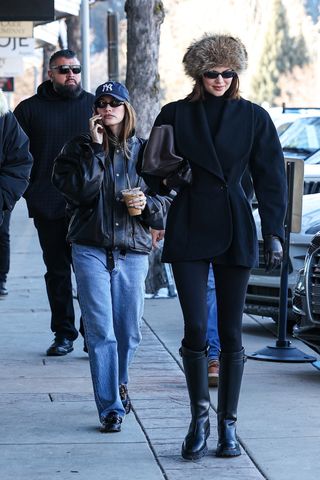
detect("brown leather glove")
[263,235,283,272]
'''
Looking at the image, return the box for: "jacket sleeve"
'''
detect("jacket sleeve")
[250,105,287,242]
[0,112,33,214]
[140,187,172,230]
[52,138,105,207]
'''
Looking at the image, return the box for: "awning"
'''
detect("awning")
[34,0,82,47]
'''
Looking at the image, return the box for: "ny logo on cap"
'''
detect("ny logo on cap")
[101,83,113,92]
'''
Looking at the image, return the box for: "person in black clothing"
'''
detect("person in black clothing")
[52,81,170,432]
[14,49,94,356]
[142,34,287,460]
[0,88,33,296]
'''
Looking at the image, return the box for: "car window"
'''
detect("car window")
[305,150,320,165]
[280,117,320,152]
[276,122,293,136]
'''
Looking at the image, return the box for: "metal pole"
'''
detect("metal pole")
[81,0,90,91]
[276,161,294,346]
[107,11,119,81]
[247,159,316,362]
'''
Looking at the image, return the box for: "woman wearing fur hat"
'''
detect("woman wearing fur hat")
[141,34,287,460]
[52,81,170,432]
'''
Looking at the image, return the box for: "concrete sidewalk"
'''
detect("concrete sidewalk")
[0,199,319,480]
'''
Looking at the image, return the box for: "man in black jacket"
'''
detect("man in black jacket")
[14,49,94,356]
[0,89,33,296]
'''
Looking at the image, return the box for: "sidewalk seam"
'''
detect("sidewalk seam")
[131,406,169,480]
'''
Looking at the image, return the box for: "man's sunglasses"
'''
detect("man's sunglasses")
[203,70,237,79]
[51,65,82,75]
[95,99,124,109]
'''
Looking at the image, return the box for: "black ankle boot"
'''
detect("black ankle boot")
[180,345,210,460]
[216,348,245,457]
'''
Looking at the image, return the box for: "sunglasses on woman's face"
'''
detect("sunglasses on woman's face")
[95,99,124,109]
[203,70,237,79]
[51,65,82,75]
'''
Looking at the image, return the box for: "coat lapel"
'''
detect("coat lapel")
[174,98,253,181]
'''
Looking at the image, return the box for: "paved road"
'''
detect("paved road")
[0,199,319,480]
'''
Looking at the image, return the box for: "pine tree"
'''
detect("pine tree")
[251,0,309,105]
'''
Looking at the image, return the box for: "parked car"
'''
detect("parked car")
[244,194,320,326]
[252,116,320,208]
[280,116,320,161]
[293,232,320,354]
[271,106,320,136]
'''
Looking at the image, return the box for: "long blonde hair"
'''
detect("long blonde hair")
[100,101,137,158]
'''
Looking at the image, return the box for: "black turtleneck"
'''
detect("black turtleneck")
[203,92,226,140]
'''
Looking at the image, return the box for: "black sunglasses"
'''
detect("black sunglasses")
[51,65,82,75]
[203,70,237,79]
[95,99,124,109]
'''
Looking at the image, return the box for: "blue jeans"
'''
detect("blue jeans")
[207,266,220,361]
[72,244,149,422]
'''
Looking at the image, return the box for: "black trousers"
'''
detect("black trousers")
[33,216,78,341]
[0,210,11,283]
[172,261,251,353]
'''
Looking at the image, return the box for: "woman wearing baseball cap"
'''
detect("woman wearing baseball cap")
[52,81,170,433]
[142,34,287,460]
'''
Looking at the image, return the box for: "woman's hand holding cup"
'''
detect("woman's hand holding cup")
[121,188,147,216]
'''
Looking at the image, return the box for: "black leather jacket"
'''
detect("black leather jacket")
[52,134,170,253]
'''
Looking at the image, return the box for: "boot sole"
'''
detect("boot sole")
[46,347,74,356]
[181,444,208,461]
[216,447,241,457]
[100,426,121,433]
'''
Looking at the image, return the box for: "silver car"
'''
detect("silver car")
[245,193,320,326]
[293,231,320,354]
[245,115,320,325]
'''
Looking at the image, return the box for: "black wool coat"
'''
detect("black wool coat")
[142,97,287,267]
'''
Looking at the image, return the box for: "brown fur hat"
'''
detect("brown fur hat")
[183,33,248,79]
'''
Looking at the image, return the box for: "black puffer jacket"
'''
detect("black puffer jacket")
[14,80,94,219]
[52,134,170,253]
[0,90,33,225]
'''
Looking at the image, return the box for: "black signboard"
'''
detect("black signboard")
[0,1,55,22]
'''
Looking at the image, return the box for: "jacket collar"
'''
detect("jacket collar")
[175,98,251,180]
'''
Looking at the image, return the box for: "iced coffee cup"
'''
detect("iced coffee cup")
[121,187,142,216]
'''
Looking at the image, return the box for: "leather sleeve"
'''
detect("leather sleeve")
[52,136,105,207]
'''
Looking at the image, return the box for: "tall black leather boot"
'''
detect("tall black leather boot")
[180,345,210,460]
[216,348,246,457]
